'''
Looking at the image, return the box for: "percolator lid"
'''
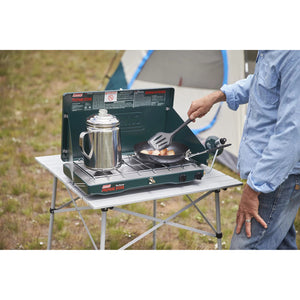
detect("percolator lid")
[86,109,119,127]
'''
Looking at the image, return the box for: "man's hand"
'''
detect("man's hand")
[236,184,268,238]
[187,90,226,121]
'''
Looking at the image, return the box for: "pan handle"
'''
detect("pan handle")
[186,143,231,159]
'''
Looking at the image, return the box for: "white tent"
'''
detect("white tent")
[105,50,257,172]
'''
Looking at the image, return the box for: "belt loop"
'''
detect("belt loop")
[295,174,300,190]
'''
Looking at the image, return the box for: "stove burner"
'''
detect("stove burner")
[94,170,113,176]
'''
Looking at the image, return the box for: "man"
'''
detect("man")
[187,50,300,249]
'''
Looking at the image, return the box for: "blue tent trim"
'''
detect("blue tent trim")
[221,50,228,86]
[105,50,229,135]
[192,50,228,135]
[127,50,154,89]
[105,50,154,90]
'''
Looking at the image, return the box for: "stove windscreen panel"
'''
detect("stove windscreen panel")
[61,87,207,165]
[61,88,174,162]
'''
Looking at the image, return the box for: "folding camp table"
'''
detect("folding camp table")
[35,155,242,250]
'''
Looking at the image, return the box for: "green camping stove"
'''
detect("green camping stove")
[61,87,213,195]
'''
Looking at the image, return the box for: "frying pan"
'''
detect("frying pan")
[134,140,231,165]
[134,141,189,164]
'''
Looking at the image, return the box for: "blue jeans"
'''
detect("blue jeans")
[230,174,300,250]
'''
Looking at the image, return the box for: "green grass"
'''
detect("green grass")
[3,198,21,213]
[0,50,123,250]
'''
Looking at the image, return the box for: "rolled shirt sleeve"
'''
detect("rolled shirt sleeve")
[221,74,253,110]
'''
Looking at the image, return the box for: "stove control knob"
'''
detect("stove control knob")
[194,172,203,180]
[149,177,156,184]
[179,174,187,182]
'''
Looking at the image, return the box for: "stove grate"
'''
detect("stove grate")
[73,155,200,181]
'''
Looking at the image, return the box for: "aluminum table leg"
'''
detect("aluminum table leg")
[66,188,98,250]
[153,200,157,250]
[47,176,57,250]
[100,209,107,250]
[215,190,222,250]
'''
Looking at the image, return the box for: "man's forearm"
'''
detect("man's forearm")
[187,90,226,120]
[212,90,227,104]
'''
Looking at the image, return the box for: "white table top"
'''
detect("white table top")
[35,155,242,210]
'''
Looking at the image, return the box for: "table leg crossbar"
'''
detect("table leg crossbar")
[186,195,217,234]
[47,176,98,250]
[66,188,98,250]
[114,190,222,250]
[47,175,224,250]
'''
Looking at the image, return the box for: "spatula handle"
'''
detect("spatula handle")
[171,118,193,136]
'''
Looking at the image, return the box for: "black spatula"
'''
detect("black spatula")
[148,118,193,150]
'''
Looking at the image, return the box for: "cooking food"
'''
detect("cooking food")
[167,150,175,156]
[140,148,175,156]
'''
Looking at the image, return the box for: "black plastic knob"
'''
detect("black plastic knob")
[179,174,187,182]
[194,172,203,180]
[219,138,227,145]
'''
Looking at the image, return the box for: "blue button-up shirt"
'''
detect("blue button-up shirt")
[221,50,300,193]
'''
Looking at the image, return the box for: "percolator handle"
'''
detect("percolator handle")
[79,132,94,160]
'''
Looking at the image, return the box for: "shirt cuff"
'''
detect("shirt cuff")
[246,172,277,194]
[220,84,239,111]
[246,174,261,193]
